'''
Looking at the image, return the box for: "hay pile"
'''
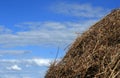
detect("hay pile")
[45,9,120,78]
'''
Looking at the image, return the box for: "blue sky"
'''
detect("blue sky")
[0,0,119,78]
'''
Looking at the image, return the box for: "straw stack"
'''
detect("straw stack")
[45,9,120,78]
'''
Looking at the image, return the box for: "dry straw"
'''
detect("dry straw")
[45,9,120,78]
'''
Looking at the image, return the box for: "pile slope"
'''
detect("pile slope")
[45,9,120,78]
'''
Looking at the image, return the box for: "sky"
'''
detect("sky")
[0,0,119,78]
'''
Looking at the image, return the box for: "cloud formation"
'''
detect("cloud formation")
[0,58,52,67]
[0,50,31,55]
[7,65,22,71]
[0,3,109,48]
[0,58,52,78]
[0,20,98,48]
[0,25,12,34]
[51,3,109,18]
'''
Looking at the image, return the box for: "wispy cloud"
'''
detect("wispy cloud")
[51,3,109,18]
[0,58,52,78]
[29,58,51,66]
[0,3,109,48]
[0,50,31,55]
[0,25,12,34]
[1,75,20,78]
[0,20,98,48]
[0,58,52,66]
[7,64,22,71]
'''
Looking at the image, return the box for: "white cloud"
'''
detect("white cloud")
[0,50,31,55]
[0,20,98,48]
[2,75,20,78]
[15,22,66,30]
[0,58,52,66]
[22,77,31,78]
[0,58,52,78]
[0,25,12,34]
[0,3,109,48]
[7,65,22,71]
[51,3,109,18]
[30,58,51,66]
